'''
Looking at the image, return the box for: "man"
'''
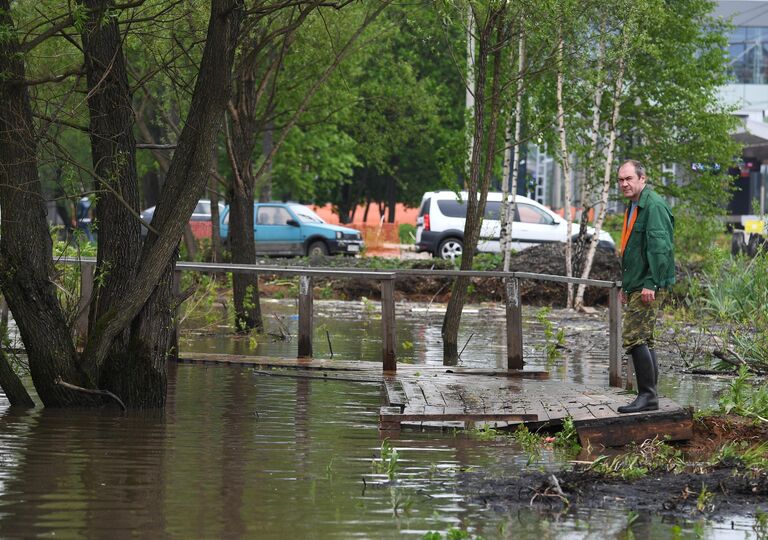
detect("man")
[616,160,675,413]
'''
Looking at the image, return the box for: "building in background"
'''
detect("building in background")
[717,0,768,219]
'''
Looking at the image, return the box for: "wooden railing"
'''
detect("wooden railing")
[57,257,625,387]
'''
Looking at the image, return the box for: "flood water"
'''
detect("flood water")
[0,299,754,539]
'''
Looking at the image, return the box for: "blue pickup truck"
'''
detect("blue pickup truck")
[220,202,364,257]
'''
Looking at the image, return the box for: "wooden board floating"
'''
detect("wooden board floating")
[177,352,692,447]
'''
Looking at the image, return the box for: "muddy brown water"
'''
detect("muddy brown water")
[0,300,757,538]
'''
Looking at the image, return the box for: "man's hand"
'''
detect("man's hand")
[640,288,656,304]
[619,290,627,304]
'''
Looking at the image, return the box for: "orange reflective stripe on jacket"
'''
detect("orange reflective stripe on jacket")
[620,206,638,256]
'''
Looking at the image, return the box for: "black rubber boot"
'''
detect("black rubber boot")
[650,348,658,386]
[618,344,659,413]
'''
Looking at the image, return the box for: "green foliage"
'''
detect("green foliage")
[717,366,768,422]
[674,210,728,263]
[554,417,581,453]
[421,529,483,540]
[398,223,416,245]
[754,510,768,540]
[471,253,502,272]
[676,249,768,374]
[468,424,502,441]
[588,437,685,480]
[513,425,544,465]
[373,439,400,481]
[713,441,768,470]
[535,307,565,360]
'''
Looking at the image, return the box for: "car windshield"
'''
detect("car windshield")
[290,204,325,224]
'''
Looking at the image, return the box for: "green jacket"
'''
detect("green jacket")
[621,186,675,293]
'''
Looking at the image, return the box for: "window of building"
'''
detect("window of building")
[728,26,768,84]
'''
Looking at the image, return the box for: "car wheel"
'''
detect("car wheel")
[307,240,328,257]
[437,238,463,260]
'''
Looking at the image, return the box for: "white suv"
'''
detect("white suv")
[415,191,615,260]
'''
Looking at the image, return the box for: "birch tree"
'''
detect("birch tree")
[555,27,575,308]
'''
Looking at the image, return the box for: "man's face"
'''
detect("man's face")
[618,163,646,201]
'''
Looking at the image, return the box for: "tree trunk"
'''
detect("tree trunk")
[501,20,525,273]
[0,349,35,408]
[556,32,574,309]
[227,63,263,333]
[575,24,629,309]
[573,18,606,280]
[386,177,397,223]
[0,1,97,406]
[443,4,508,363]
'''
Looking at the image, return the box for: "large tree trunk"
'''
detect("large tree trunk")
[0,1,95,406]
[79,0,142,387]
[0,0,243,408]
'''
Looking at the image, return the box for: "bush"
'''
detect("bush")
[398,223,416,244]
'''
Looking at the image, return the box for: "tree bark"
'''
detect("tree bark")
[0,349,35,408]
[575,23,629,309]
[0,0,96,406]
[443,4,508,363]
[556,32,574,309]
[78,0,142,388]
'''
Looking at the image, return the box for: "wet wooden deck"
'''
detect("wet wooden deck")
[177,353,693,447]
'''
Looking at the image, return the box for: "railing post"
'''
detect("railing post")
[76,262,95,342]
[608,283,622,387]
[380,276,396,371]
[298,275,313,358]
[506,277,523,369]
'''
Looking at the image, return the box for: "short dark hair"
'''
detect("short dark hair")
[620,159,646,178]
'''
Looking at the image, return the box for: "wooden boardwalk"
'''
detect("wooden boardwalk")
[178,353,693,447]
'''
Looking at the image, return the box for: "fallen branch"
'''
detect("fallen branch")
[713,349,746,367]
[55,376,127,411]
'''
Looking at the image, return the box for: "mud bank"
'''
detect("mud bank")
[460,416,768,521]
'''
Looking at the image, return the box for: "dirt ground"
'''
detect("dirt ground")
[461,415,768,521]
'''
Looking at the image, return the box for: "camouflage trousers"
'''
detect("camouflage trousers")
[622,289,667,351]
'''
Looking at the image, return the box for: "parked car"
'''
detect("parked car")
[219,202,364,257]
[416,190,616,260]
[140,199,225,237]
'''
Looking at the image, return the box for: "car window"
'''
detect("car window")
[484,201,501,220]
[516,203,554,225]
[258,206,292,225]
[290,204,325,224]
[436,199,468,218]
[194,201,210,215]
[418,197,431,217]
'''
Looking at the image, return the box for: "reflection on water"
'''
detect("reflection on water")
[0,301,749,538]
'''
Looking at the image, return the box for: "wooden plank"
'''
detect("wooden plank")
[298,275,313,358]
[380,278,396,372]
[417,380,447,408]
[575,408,693,447]
[380,409,538,423]
[400,380,428,408]
[382,377,407,407]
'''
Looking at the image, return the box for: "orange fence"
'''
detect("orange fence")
[346,223,401,256]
